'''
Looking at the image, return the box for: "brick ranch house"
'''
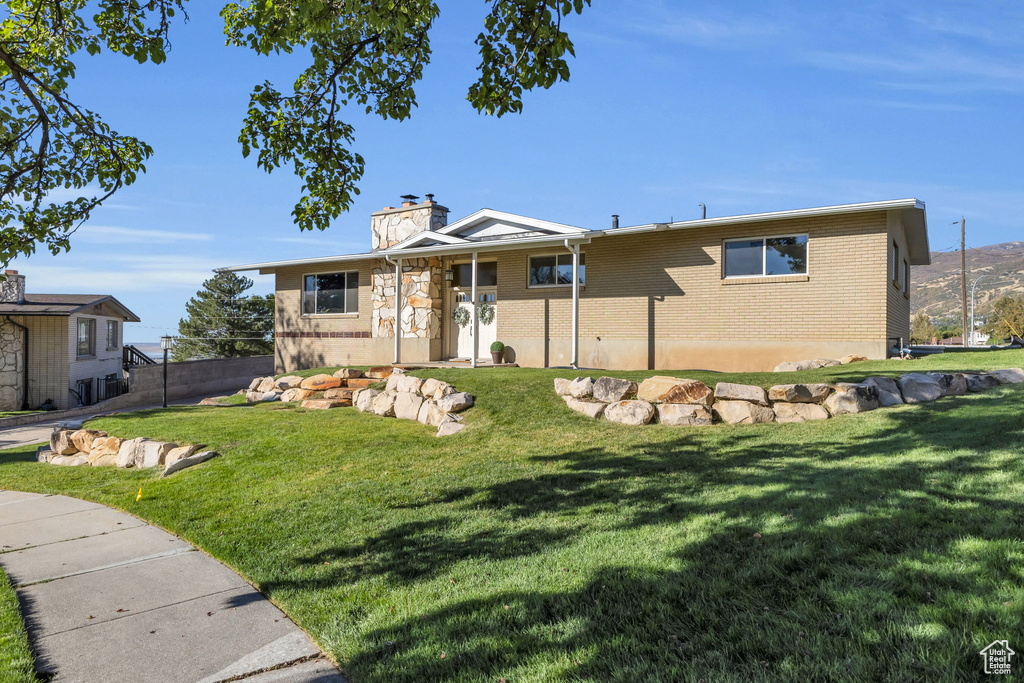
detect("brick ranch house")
[219,196,930,373]
[0,271,140,410]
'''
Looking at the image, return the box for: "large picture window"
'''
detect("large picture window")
[77,318,95,357]
[724,235,807,277]
[529,253,586,287]
[303,271,359,315]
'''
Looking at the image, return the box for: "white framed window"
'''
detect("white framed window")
[723,234,807,278]
[528,253,585,287]
[903,260,909,295]
[302,271,359,315]
[451,262,497,288]
[106,320,119,349]
[77,318,96,357]
[892,240,900,284]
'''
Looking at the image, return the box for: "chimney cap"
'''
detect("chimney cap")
[400,194,419,202]
[424,193,435,203]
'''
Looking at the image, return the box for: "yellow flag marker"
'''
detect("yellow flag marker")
[136,487,143,502]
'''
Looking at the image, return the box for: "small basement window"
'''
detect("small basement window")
[529,253,586,287]
[724,235,807,277]
[303,271,359,315]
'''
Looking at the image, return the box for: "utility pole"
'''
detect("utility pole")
[961,217,968,348]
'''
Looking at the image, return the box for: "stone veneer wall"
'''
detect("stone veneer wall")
[0,318,24,410]
[370,203,448,250]
[371,257,443,341]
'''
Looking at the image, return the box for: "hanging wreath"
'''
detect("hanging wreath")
[452,307,471,328]
[479,302,495,325]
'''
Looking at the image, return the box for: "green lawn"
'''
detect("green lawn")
[0,412,40,420]
[0,568,34,683]
[2,350,1024,681]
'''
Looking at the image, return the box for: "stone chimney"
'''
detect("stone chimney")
[0,270,25,304]
[371,194,449,250]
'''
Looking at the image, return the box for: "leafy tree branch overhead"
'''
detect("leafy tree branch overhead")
[0,0,591,267]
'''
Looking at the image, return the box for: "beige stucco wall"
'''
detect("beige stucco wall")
[271,210,909,372]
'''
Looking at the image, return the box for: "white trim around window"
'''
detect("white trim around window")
[527,252,586,288]
[722,233,809,279]
[302,270,360,316]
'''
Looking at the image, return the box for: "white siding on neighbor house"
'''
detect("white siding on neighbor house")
[67,313,123,405]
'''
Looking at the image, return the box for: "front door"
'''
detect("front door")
[448,261,498,360]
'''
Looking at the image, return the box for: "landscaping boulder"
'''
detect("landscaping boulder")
[199,397,230,406]
[422,378,456,399]
[36,445,52,463]
[333,368,364,379]
[989,368,1024,384]
[256,376,278,393]
[300,374,342,391]
[395,374,425,394]
[247,377,264,391]
[603,400,655,425]
[258,390,282,402]
[436,421,466,437]
[568,376,595,399]
[136,441,178,469]
[164,444,204,469]
[50,429,79,456]
[965,373,1000,392]
[656,403,712,426]
[280,388,315,403]
[897,373,943,403]
[773,359,822,372]
[767,383,830,403]
[824,383,879,415]
[593,377,638,403]
[370,392,397,417]
[554,378,572,396]
[563,396,607,419]
[862,377,903,406]
[87,436,123,465]
[713,400,775,424]
[714,382,769,406]
[70,429,107,454]
[637,377,713,405]
[417,400,446,427]
[50,454,89,466]
[162,450,219,477]
[301,398,350,409]
[89,453,119,467]
[815,359,842,367]
[365,366,394,380]
[275,375,304,390]
[437,392,474,414]
[773,402,830,423]
[346,378,375,390]
[323,387,353,401]
[927,372,968,396]
[839,354,869,365]
[354,388,381,412]
[116,437,149,468]
[394,392,424,421]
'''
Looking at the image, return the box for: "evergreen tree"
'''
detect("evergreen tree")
[173,273,274,361]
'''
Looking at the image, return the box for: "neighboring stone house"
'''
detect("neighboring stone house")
[219,196,929,373]
[0,271,141,411]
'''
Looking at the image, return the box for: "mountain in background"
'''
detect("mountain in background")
[911,241,1024,320]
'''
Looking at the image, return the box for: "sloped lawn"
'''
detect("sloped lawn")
[0,567,35,683]
[2,350,1024,681]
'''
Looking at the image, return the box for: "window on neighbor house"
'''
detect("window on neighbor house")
[529,253,586,287]
[724,235,807,277]
[452,262,497,287]
[302,271,359,315]
[106,320,119,349]
[903,260,910,296]
[77,318,96,357]
[892,241,900,284]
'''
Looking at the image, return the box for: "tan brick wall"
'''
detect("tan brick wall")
[886,211,912,345]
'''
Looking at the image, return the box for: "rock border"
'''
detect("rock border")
[39,428,218,476]
[555,368,1024,426]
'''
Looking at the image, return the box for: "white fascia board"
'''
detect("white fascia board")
[656,198,925,233]
[390,231,471,250]
[436,208,589,236]
[215,251,377,273]
[380,233,593,258]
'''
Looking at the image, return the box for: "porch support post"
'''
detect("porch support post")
[387,256,402,365]
[471,251,479,368]
[566,239,580,369]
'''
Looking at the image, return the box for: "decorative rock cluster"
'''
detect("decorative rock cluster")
[774,354,868,372]
[239,367,389,408]
[354,375,474,437]
[38,426,217,477]
[557,367,1024,426]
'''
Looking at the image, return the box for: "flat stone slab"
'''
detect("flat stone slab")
[0,506,146,550]
[0,523,191,586]
[0,494,103,527]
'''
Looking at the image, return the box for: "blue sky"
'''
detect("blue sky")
[12,1,1024,341]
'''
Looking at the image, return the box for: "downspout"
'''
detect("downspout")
[384,255,402,364]
[563,239,580,370]
[4,316,28,410]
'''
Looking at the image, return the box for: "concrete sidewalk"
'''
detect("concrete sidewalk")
[0,491,344,682]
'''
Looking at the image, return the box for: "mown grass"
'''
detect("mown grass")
[0,568,34,683]
[2,350,1024,681]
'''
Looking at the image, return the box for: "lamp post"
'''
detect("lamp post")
[969,275,988,347]
[160,335,173,408]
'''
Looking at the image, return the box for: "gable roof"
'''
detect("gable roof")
[0,293,141,321]
[386,208,589,252]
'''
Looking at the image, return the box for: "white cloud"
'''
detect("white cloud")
[76,225,213,243]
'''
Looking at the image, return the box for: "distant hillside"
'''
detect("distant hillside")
[911,241,1024,319]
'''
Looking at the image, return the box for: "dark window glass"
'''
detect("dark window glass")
[530,254,585,286]
[303,272,358,314]
[765,235,808,275]
[725,240,763,277]
[529,256,556,286]
[345,271,359,313]
[555,253,586,284]
[453,262,497,287]
[903,260,909,295]
[106,320,118,349]
[77,318,95,356]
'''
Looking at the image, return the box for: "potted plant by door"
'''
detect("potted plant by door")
[490,341,506,365]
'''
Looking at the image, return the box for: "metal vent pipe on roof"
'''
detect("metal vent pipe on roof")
[611,215,619,229]
[699,203,706,219]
